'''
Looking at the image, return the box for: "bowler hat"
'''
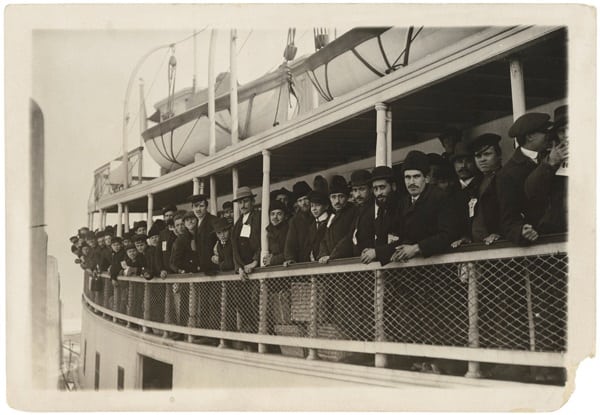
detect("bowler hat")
[271,187,292,200]
[232,186,256,202]
[553,105,568,128]
[307,190,329,205]
[371,166,395,182]
[350,169,372,187]
[148,223,161,237]
[427,153,447,166]
[313,175,329,195]
[508,112,552,138]
[96,230,105,238]
[188,194,208,204]
[212,217,232,233]
[329,175,349,195]
[402,151,431,175]
[468,133,501,153]
[292,181,312,201]
[450,141,473,161]
[269,200,287,213]
[222,201,233,210]
[134,220,147,230]
[162,204,177,215]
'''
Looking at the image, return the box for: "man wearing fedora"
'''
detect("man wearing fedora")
[318,175,357,263]
[231,186,261,279]
[283,180,313,266]
[497,112,554,245]
[189,194,219,276]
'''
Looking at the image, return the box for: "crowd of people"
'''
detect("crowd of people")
[71,106,568,284]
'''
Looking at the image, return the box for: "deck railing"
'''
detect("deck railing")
[82,238,567,377]
[92,147,147,201]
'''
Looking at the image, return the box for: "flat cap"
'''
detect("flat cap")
[292,181,312,200]
[69,235,79,243]
[371,166,395,182]
[132,234,147,243]
[329,175,349,195]
[187,194,208,204]
[402,151,431,175]
[96,230,105,238]
[468,133,501,153]
[212,217,232,233]
[270,187,292,200]
[148,223,162,237]
[125,243,137,252]
[162,204,177,215]
[269,200,288,213]
[232,186,256,202]
[134,220,147,230]
[307,190,329,205]
[222,201,233,210]
[350,169,372,187]
[508,112,552,138]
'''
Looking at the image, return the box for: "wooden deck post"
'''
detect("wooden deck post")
[116,203,123,237]
[260,150,271,265]
[375,103,388,167]
[464,262,482,378]
[142,282,151,333]
[374,270,388,368]
[232,168,240,223]
[113,282,120,323]
[163,283,172,338]
[126,281,134,328]
[147,193,154,230]
[187,283,198,342]
[123,204,130,233]
[99,209,105,230]
[219,282,228,348]
[258,279,268,354]
[509,57,526,121]
[524,269,536,351]
[210,176,217,216]
[386,108,393,167]
[306,276,319,360]
[230,29,239,147]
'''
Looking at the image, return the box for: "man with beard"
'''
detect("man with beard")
[360,166,401,265]
[497,112,554,244]
[263,200,290,267]
[159,205,178,274]
[318,175,357,263]
[283,181,313,266]
[189,194,218,276]
[348,169,376,257]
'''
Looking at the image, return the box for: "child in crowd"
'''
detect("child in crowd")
[211,217,234,272]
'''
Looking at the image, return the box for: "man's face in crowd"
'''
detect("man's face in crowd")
[557,125,568,143]
[296,196,310,213]
[81,246,90,256]
[174,218,185,235]
[192,201,208,218]
[104,235,112,246]
[148,235,160,247]
[404,170,428,197]
[111,241,122,253]
[372,179,394,205]
[136,227,147,235]
[184,216,198,232]
[525,131,549,152]
[87,238,97,248]
[216,229,230,244]
[310,202,327,219]
[239,197,254,215]
[269,209,285,226]
[351,185,371,206]
[453,156,476,180]
[222,208,233,220]
[126,248,137,261]
[135,240,146,254]
[329,193,348,212]
[97,237,105,247]
[474,146,502,174]
[164,210,175,226]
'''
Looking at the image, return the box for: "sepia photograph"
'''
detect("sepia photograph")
[4,2,597,412]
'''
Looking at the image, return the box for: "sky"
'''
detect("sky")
[32,26,341,329]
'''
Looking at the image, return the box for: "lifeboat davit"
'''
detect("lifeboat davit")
[142,27,485,172]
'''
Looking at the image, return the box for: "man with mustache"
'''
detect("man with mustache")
[231,186,261,279]
[283,181,314,266]
[318,175,357,264]
[348,169,376,257]
[159,204,178,274]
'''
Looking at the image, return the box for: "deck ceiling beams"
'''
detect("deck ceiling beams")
[96,25,565,212]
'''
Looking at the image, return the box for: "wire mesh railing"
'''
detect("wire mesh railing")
[83,241,567,374]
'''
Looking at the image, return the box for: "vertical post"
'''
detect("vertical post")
[307,276,319,360]
[230,29,239,147]
[147,193,154,230]
[386,108,393,168]
[219,282,228,348]
[374,270,388,368]
[88,212,94,230]
[464,262,482,378]
[199,179,206,196]
[260,150,271,264]
[137,148,143,185]
[113,282,120,322]
[116,203,123,237]
[375,103,388,167]
[509,57,526,121]
[187,283,198,342]
[210,176,217,216]
[124,204,130,234]
[258,279,268,353]
[139,79,148,136]
[232,168,240,223]
[98,209,104,230]
[311,81,320,110]
[208,29,218,156]
[126,281,134,328]
[143,283,151,333]
[163,283,172,338]
[192,177,200,195]
[524,270,536,351]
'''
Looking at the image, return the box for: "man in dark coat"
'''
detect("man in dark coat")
[348,169,376,257]
[263,200,289,267]
[231,186,261,279]
[211,217,235,272]
[170,211,200,273]
[189,194,218,275]
[318,175,357,263]
[283,181,313,266]
[109,237,126,282]
[158,205,178,274]
[307,191,331,262]
[143,224,168,279]
[524,105,569,235]
[496,112,554,245]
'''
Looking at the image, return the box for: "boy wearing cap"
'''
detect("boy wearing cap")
[144,224,168,279]
[283,181,314,266]
[497,112,554,244]
[211,218,235,272]
[263,200,290,267]
[124,243,145,276]
[109,237,126,282]
[318,175,357,264]
[231,186,261,279]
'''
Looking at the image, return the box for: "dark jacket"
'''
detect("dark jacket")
[159,227,177,273]
[215,240,235,272]
[232,209,261,270]
[373,192,403,265]
[350,199,376,256]
[144,245,164,278]
[109,249,126,280]
[524,161,568,235]
[125,253,146,276]
[318,203,357,260]
[266,221,289,266]
[496,148,548,244]
[170,230,199,273]
[454,174,502,242]
[308,213,330,261]
[284,210,314,263]
[398,184,459,257]
[98,246,112,272]
[195,213,218,274]
[83,246,102,271]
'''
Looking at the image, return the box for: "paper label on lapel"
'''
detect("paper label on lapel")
[240,224,252,238]
[468,198,478,218]
[352,229,358,245]
[162,241,167,251]
[326,213,336,228]
[387,234,399,244]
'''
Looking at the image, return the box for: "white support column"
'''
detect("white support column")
[375,102,388,166]
[509,57,526,121]
[208,29,218,156]
[88,212,94,230]
[232,167,240,223]
[199,179,206,196]
[99,209,105,230]
[386,108,393,168]
[147,193,154,230]
[117,203,123,237]
[124,204,130,233]
[260,150,271,264]
[230,29,239,147]
[102,210,108,230]
[209,176,217,216]
[192,177,200,195]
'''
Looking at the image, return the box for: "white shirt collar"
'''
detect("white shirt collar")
[460,177,475,189]
[520,147,539,163]
[316,212,329,223]
[242,212,250,222]
[374,203,379,218]
[411,195,420,203]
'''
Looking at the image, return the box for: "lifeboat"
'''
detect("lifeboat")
[142,27,486,172]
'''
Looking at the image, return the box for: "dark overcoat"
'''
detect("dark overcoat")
[283,210,314,263]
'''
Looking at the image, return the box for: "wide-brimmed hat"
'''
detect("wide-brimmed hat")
[232,186,256,202]
[370,166,395,182]
[329,175,349,195]
[307,190,329,205]
[270,187,292,200]
[292,181,312,201]
[350,169,372,187]
[402,151,430,175]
